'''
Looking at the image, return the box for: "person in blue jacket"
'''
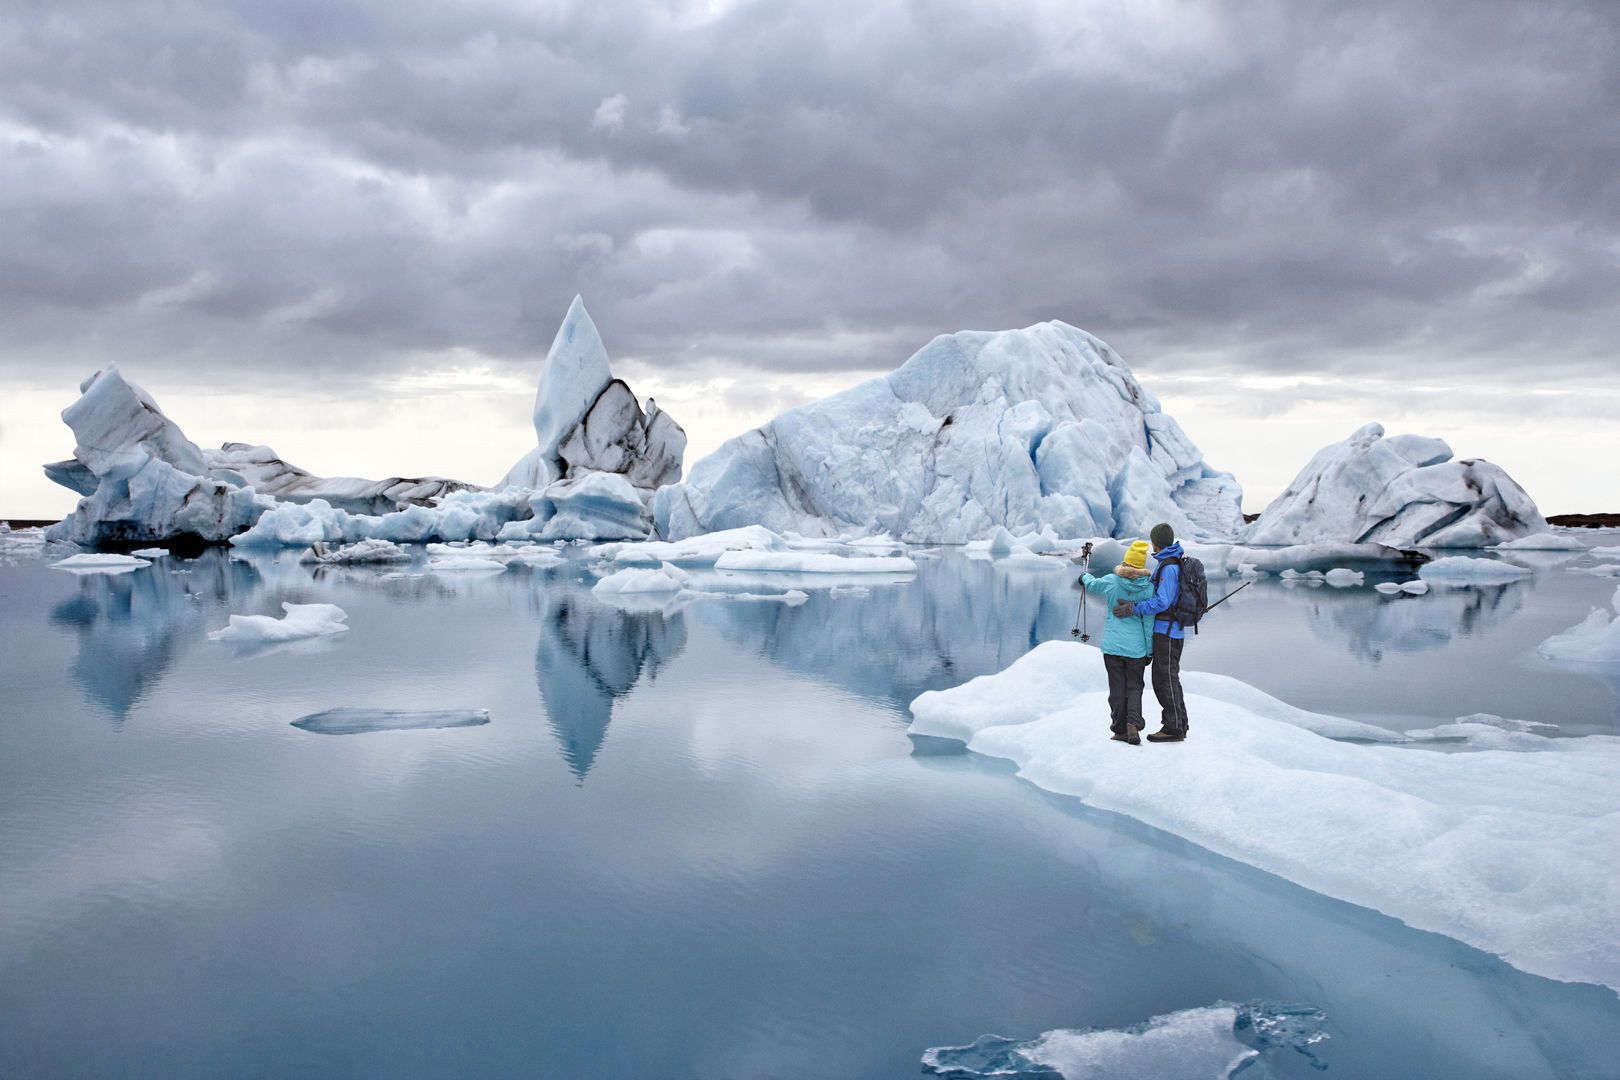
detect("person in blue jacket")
[1080,539,1155,745]
[1114,522,1189,742]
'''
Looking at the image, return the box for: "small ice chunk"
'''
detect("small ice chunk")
[592,564,689,594]
[292,707,490,735]
[922,1002,1329,1079]
[1376,579,1429,596]
[713,551,917,574]
[426,556,508,573]
[997,545,1069,570]
[1406,714,1558,751]
[129,547,170,558]
[1494,532,1587,551]
[208,602,349,643]
[1418,556,1534,585]
[302,539,411,564]
[1323,568,1364,587]
[1591,545,1620,558]
[1573,563,1620,577]
[50,553,152,574]
[1537,586,1620,665]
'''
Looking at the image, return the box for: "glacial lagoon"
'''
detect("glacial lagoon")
[2,543,1618,1078]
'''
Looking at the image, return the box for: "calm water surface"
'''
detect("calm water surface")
[1,543,1617,1078]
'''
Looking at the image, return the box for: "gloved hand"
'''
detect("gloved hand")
[1112,600,1136,618]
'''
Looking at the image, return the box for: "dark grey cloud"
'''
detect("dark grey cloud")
[1,0,1617,394]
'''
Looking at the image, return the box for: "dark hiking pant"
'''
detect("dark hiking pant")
[1152,633,1188,736]
[1103,654,1149,735]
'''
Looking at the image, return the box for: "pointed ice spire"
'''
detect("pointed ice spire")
[502,296,614,489]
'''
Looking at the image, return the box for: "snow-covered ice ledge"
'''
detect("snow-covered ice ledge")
[909,641,1620,993]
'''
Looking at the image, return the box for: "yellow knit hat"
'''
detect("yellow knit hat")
[1123,540,1150,570]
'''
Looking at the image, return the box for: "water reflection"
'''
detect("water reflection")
[533,589,687,780]
[695,555,1079,711]
[50,555,261,725]
[1302,580,1528,661]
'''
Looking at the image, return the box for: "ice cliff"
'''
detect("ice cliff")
[1245,423,1548,548]
[655,321,1243,543]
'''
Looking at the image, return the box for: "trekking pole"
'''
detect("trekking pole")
[1071,542,1094,641]
[1205,579,1252,614]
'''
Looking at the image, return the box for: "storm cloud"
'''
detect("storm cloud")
[2,0,1617,512]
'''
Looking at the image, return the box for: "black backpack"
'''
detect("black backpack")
[1152,555,1210,633]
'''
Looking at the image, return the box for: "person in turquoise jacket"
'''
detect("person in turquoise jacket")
[1080,539,1155,745]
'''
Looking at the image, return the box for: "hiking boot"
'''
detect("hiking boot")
[1145,729,1185,743]
[1110,724,1141,746]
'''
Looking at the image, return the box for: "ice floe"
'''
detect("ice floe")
[1494,532,1587,551]
[291,707,490,735]
[300,539,411,565]
[1418,556,1535,585]
[1374,580,1429,596]
[909,640,1620,991]
[1323,568,1363,587]
[592,564,690,595]
[426,555,509,573]
[50,553,152,574]
[1405,714,1559,752]
[1243,422,1547,548]
[1537,586,1620,665]
[921,1002,1328,1079]
[655,320,1242,543]
[590,524,786,566]
[208,602,349,644]
[713,551,918,574]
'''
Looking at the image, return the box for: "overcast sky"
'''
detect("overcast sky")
[3,0,1617,519]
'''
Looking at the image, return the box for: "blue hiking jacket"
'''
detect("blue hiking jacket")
[1080,571,1154,658]
[1131,541,1186,639]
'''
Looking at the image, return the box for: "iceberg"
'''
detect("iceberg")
[1244,423,1548,548]
[1591,545,1620,559]
[1493,532,1587,551]
[203,442,474,515]
[426,555,509,573]
[207,602,350,644]
[291,707,490,735]
[1374,580,1429,596]
[1537,587,1620,665]
[654,321,1242,543]
[1323,568,1364,587]
[590,525,788,567]
[921,1002,1329,1079]
[500,296,685,496]
[909,640,1620,991]
[44,368,276,546]
[50,553,152,574]
[504,471,653,542]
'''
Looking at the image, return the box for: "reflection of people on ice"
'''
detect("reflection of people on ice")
[1081,540,1154,745]
[1116,523,1191,742]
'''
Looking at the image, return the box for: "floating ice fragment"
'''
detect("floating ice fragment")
[1591,545,1620,558]
[426,556,508,573]
[129,547,170,558]
[1537,586,1620,665]
[713,551,917,574]
[921,1002,1329,1079]
[1494,532,1587,551]
[1405,714,1558,752]
[592,564,689,594]
[50,553,152,574]
[1323,568,1364,587]
[1418,556,1534,585]
[208,602,349,644]
[302,539,410,564]
[292,707,489,735]
[1375,579,1429,596]
[1573,563,1620,577]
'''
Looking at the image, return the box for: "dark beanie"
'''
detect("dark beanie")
[1150,523,1175,549]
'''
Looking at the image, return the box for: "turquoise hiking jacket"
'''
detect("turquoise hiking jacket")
[1080,571,1155,658]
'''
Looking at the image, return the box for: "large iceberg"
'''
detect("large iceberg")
[500,295,686,503]
[654,321,1242,543]
[1244,423,1548,548]
[44,368,275,546]
[204,442,473,515]
[910,641,1620,992]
